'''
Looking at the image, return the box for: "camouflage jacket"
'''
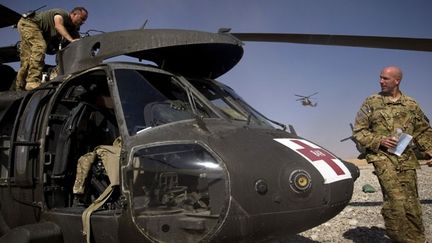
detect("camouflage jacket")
[353,92,432,169]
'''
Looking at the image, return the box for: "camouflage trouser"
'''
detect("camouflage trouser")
[16,17,46,90]
[373,160,425,243]
[73,137,122,194]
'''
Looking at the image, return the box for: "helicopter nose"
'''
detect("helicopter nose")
[205,128,358,239]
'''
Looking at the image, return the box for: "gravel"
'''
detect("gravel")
[279,163,432,243]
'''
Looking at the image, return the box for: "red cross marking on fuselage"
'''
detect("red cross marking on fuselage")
[291,139,345,175]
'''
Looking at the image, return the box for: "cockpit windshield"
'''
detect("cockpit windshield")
[114,69,273,136]
[187,78,273,128]
[115,69,217,135]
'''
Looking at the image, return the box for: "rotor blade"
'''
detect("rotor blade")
[308,92,318,97]
[294,94,306,97]
[0,4,21,28]
[0,45,19,63]
[231,33,432,52]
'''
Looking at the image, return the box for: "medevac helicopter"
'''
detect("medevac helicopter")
[1,3,430,243]
[295,92,318,107]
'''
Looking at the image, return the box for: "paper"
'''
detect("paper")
[388,129,413,156]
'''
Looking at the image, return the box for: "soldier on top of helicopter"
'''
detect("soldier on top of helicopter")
[15,6,88,91]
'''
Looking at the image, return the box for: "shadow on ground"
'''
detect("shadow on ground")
[343,226,392,243]
[261,234,320,243]
[349,199,432,207]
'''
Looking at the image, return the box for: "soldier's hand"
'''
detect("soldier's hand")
[380,136,398,149]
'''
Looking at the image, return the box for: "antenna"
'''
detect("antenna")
[140,19,148,29]
[22,5,46,18]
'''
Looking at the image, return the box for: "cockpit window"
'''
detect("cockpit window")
[114,69,273,135]
[128,143,228,242]
[188,79,273,127]
[114,69,216,135]
[189,80,246,121]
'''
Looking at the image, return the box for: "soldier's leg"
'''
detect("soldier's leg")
[25,31,46,90]
[73,152,96,195]
[373,160,408,242]
[22,20,46,91]
[399,169,425,243]
[15,19,31,90]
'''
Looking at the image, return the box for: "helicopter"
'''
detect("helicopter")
[0,3,430,243]
[295,92,318,107]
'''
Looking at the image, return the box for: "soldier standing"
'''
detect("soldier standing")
[16,7,88,91]
[353,66,432,243]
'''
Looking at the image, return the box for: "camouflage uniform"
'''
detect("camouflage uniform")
[353,92,432,243]
[16,9,77,91]
[16,17,46,90]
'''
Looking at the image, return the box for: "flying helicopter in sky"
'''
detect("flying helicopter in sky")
[0,3,430,243]
[295,92,318,107]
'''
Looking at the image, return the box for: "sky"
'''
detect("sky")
[1,0,431,159]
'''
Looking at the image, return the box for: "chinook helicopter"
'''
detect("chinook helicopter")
[295,92,318,107]
[0,3,430,243]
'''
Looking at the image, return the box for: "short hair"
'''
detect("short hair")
[71,7,88,15]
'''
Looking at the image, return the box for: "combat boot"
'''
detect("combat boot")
[14,78,26,91]
[25,82,41,91]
